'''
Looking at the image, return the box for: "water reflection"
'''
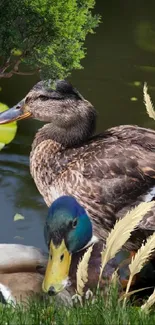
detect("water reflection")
[0,0,155,249]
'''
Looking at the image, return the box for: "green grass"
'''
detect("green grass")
[1,287,155,325]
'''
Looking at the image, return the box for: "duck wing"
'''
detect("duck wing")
[60,125,155,236]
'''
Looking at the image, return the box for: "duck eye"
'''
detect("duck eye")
[39,95,48,101]
[60,253,64,262]
[72,218,77,228]
[15,105,21,110]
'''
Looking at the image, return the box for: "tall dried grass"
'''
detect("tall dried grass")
[76,245,94,296]
[124,231,155,305]
[143,83,155,120]
[98,202,155,287]
[141,288,155,312]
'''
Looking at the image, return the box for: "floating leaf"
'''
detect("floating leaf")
[13,213,25,221]
[14,236,24,240]
[127,81,142,88]
[133,81,141,87]
[130,97,138,101]
[0,103,17,151]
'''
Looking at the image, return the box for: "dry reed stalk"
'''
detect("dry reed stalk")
[119,286,153,302]
[141,288,155,313]
[98,201,155,288]
[123,230,155,306]
[143,82,155,120]
[111,269,119,286]
[76,244,94,296]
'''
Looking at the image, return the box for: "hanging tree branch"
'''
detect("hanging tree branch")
[0,0,100,80]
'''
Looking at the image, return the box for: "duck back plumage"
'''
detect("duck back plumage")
[30,124,155,250]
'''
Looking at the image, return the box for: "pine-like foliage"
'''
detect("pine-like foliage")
[0,0,100,79]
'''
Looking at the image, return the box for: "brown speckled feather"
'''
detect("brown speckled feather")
[30,124,155,249]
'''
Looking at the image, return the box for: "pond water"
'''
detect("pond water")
[0,0,155,251]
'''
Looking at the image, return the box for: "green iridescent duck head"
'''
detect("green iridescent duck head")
[42,196,93,295]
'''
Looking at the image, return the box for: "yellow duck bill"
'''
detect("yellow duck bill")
[0,100,31,124]
[42,239,72,294]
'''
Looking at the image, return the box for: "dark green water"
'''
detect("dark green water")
[0,1,155,250]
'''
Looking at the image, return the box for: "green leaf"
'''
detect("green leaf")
[0,103,17,151]
[13,213,25,221]
[11,48,23,56]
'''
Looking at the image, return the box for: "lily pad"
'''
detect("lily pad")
[13,213,25,221]
[0,103,17,150]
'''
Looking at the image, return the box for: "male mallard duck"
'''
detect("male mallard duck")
[0,244,47,304]
[42,195,130,295]
[0,80,155,250]
[42,195,155,297]
[0,197,153,303]
[0,198,132,304]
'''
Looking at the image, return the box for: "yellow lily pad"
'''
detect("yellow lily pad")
[0,103,17,150]
[13,213,25,221]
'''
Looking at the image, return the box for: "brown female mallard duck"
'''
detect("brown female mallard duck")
[0,80,155,251]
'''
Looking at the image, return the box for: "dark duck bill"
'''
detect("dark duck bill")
[0,99,32,124]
